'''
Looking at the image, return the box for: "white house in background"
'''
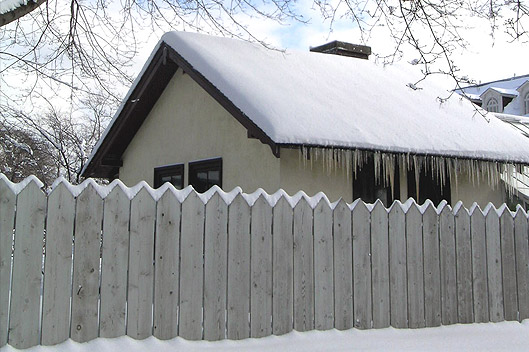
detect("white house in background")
[457,75,529,207]
[82,31,529,208]
[456,74,529,115]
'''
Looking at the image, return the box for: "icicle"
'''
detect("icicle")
[413,155,420,200]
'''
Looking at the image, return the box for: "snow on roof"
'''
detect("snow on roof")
[163,32,529,163]
[457,75,529,97]
[480,87,519,98]
[87,32,529,168]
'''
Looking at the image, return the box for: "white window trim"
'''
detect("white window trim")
[524,92,529,114]
[486,97,499,113]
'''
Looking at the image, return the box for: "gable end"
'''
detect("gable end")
[82,42,279,179]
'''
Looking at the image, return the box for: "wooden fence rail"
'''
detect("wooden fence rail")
[1,175,529,348]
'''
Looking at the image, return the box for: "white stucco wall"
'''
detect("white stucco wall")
[450,170,505,209]
[119,68,281,193]
[279,148,353,203]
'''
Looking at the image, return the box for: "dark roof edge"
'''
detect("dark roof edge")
[278,143,529,166]
[82,42,280,179]
[165,47,280,158]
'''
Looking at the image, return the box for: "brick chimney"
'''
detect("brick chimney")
[310,40,371,60]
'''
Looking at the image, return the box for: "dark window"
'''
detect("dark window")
[353,156,400,207]
[154,164,184,189]
[407,167,450,205]
[189,158,222,193]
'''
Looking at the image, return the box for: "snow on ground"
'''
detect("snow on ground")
[3,321,529,351]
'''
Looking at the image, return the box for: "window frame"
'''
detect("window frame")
[188,158,223,193]
[524,92,529,115]
[154,163,184,189]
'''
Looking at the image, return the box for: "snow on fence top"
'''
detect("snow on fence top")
[1,173,525,217]
[88,31,529,168]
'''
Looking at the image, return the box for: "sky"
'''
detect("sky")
[240,6,529,85]
[1,0,528,118]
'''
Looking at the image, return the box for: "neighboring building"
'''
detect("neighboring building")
[457,75,529,207]
[456,74,529,115]
[82,32,529,208]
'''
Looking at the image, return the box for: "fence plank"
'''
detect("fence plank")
[406,204,425,328]
[500,209,517,321]
[204,193,228,341]
[440,205,457,325]
[153,190,180,340]
[371,201,389,329]
[272,197,293,335]
[333,200,353,330]
[100,186,130,338]
[422,204,441,327]
[250,196,272,337]
[293,198,314,332]
[227,195,251,339]
[455,206,473,323]
[0,179,16,347]
[179,191,204,340]
[471,207,489,323]
[70,184,103,343]
[352,201,371,329]
[8,181,46,349]
[514,210,529,321]
[127,188,156,339]
[389,203,407,328]
[486,208,504,322]
[313,199,333,330]
[41,183,75,345]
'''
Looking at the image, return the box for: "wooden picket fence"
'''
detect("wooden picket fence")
[1,175,529,349]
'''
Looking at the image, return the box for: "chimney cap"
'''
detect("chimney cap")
[310,40,371,60]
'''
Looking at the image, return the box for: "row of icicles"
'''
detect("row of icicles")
[298,146,524,197]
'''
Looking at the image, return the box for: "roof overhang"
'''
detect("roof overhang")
[82,42,279,179]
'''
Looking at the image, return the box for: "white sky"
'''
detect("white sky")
[1,0,527,117]
[248,12,529,85]
[154,1,527,87]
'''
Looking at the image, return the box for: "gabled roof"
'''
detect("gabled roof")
[82,32,529,178]
[458,74,529,95]
[480,87,519,98]
[517,80,529,93]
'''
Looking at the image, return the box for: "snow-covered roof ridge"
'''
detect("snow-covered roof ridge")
[458,74,529,93]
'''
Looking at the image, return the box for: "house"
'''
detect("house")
[456,74,529,115]
[81,31,529,207]
[457,75,529,207]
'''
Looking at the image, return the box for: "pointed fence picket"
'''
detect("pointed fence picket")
[271,197,293,336]
[2,175,529,349]
[250,196,273,338]
[41,183,75,345]
[226,195,250,340]
[100,186,130,338]
[0,179,16,348]
[127,187,156,340]
[9,181,46,349]
[153,190,180,340]
[422,204,441,327]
